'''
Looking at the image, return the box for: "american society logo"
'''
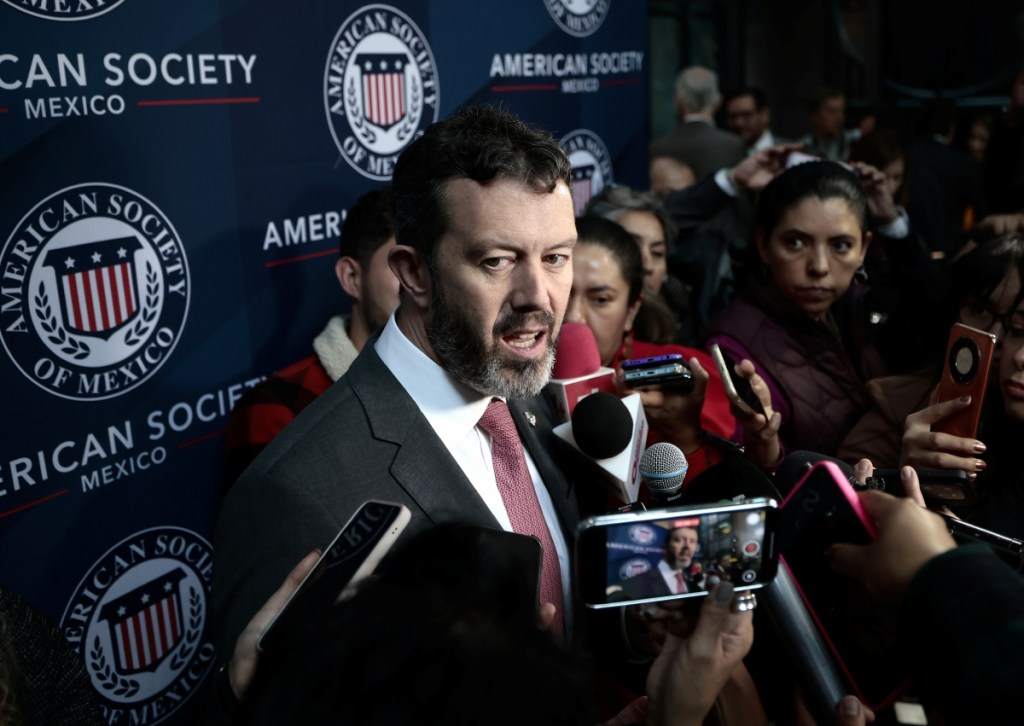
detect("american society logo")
[544,0,610,38]
[1,0,127,21]
[325,4,440,181]
[560,128,614,216]
[0,183,189,401]
[60,527,214,725]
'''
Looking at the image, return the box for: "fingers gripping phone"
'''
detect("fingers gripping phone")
[575,498,779,609]
[257,500,411,653]
[709,343,767,418]
[779,461,912,711]
[621,353,695,392]
[932,322,997,440]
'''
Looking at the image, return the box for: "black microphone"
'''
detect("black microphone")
[553,391,649,504]
[761,565,847,726]
[639,442,688,507]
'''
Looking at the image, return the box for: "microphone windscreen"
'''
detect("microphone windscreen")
[571,392,633,459]
[681,455,782,505]
[774,451,856,498]
[552,322,601,379]
[639,442,688,496]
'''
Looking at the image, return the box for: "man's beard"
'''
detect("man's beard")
[427,280,557,399]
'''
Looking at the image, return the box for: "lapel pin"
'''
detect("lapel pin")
[524,411,537,427]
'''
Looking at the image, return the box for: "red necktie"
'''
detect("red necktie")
[676,570,687,594]
[478,398,565,636]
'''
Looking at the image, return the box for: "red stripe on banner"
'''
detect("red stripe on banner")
[167,598,180,641]
[64,275,82,330]
[376,73,386,126]
[120,263,135,318]
[143,605,160,661]
[599,77,644,87]
[137,97,261,107]
[0,108,8,113]
[111,265,126,326]
[386,74,396,126]
[490,83,559,92]
[0,489,70,519]
[81,271,97,332]
[120,620,135,671]
[177,427,227,449]
[132,613,148,668]
[94,269,112,332]
[104,266,119,327]
[161,597,176,650]
[264,248,337,267]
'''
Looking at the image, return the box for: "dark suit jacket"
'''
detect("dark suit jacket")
[618,563,697,600]
[211,339,581,660]
[649,121,747,182]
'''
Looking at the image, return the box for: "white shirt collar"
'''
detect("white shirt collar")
[374,311,494,451]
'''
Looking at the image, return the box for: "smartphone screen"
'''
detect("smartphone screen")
[622,354,694,391]
[257,500,411,653]
[709,343,766,418]
[575,498,778,609]
[779,462,911,710]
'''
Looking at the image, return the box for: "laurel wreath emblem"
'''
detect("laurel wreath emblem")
[123,262,160,347]
[347,76,378,145]
[395,75,419,143]
[34,282,91,360]
[169,586,203,671]
[90,635,140,698]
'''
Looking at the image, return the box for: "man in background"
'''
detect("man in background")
[801,85,874,162]
[621,522,703,599]
[649,65,746,182]
[221,187,399,491]
[724,86,786,154]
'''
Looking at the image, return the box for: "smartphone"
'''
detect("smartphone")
[871,467,976,508]
[709,343,766,418]
[932,322,997,440]
[779,461,912,711]
[575,497,778,609]
[257,500,411,653]
[621,353,694,391]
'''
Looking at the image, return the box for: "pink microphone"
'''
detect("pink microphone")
[544,322,618,423]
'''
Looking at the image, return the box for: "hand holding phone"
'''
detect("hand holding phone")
[257,500,411,653]
[709,344,766,418]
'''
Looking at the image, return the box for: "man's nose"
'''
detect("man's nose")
[510,260,548,310]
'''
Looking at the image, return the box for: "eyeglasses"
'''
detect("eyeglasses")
[959,302,1024,339]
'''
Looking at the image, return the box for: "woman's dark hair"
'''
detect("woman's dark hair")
[950,232,1024,315]
[583,184,678,251]
[575,215,678,344]
[753,160,869,244]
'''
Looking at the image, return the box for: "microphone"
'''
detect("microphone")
[640,442,688,507]
[553,390,649,504]
[761,565,848,726]
[544,322,617,423]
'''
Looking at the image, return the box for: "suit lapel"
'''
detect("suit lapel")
[346,344,499,530]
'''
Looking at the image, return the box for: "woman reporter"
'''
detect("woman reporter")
[566,216,780,478]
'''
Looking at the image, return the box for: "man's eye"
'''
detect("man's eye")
[483,257,512,270]
[545,253,569,266]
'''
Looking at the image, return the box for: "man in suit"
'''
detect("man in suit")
[724,86,786,154]
[212,105,581,661]
[649,65,746,182]
[620,523,703,599]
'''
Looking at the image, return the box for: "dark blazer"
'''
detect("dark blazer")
[618,563,698,600]
[649,121,746,182]
[211,338,580,660]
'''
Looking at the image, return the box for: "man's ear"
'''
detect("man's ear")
[335,257,362,302]
[388,245,432,309]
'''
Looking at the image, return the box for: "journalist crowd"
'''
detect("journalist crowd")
[7,61,1024,726]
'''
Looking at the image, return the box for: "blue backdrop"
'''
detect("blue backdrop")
[0,1,647,722]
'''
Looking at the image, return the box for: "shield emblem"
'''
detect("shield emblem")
[98,568,187,674]
[571,165,596,215]
[43,236,143,339]
[355,52,409,130]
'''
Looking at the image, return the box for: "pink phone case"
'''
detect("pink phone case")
[779,461,911,711]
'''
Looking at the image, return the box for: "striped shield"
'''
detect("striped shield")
[571,165,596,216]
[355,52,409,130]
[98,568,187,674]
[43,236,143,339]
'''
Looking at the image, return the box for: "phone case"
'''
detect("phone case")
[621,353,685,370]
[932,322,997,439]
[257,500,410,652]
[779,462,911,711]
[708,343,764,417]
